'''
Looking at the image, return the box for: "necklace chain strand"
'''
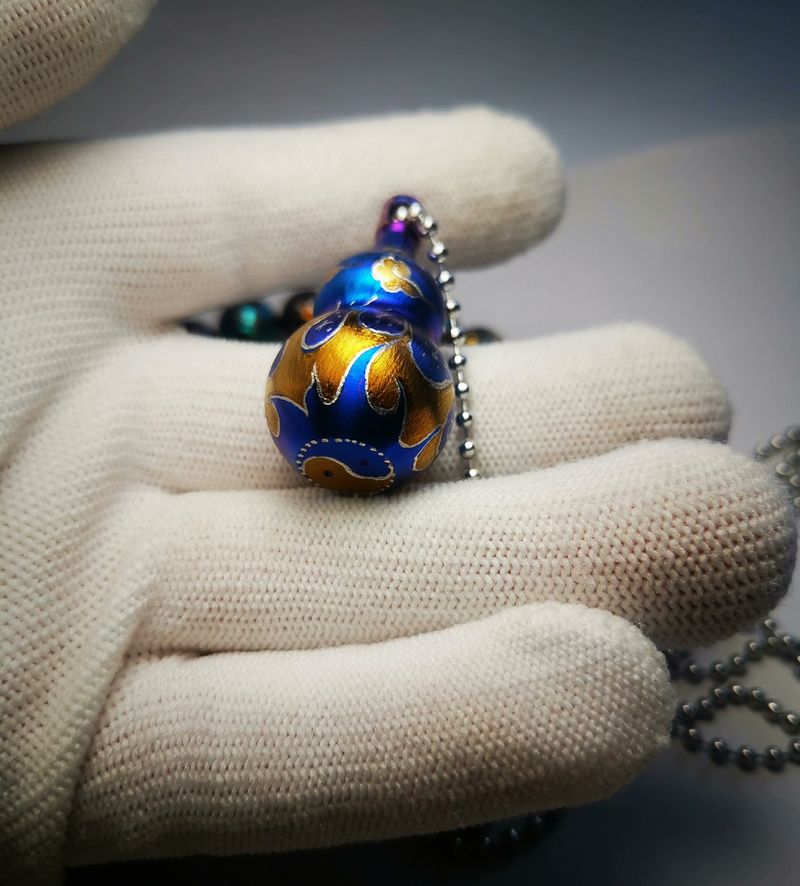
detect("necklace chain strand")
[389,200,479,479]
[670,424,800,772]
[668,618,800,771]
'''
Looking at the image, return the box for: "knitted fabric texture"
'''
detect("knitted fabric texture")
[0,0,154,129]
[0,104,796,885]
[67,604,674,864]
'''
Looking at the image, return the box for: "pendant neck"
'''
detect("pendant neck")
[374,194,423,259]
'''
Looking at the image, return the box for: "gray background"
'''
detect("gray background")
[7,1,798,883]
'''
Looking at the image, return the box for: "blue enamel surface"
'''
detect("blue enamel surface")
[301,310,348,350]
[314,251,447,342]
[358,309,407,337]
[409,335,451,384]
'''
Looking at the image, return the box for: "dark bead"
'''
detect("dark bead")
[282,291,316,333]
[761,617,778,634]
[782,712,800,735]
[709,660,729,681]
[528,814,547,838]
[788,740,800,764]
[695,697,715,720]
[708,738,730,764]
[538,810,559,831]
[219,301,280,342]
[684,727,704,751]
[766,635,783,654]
[735,745,758,771]
[727,654,748,675]
[683,661,705,684]
[779,640,798,662]
[182,319,215,336]
[744,639,765,661]
[479,834,494,855]
[782,633,799,651]
[459,327,503,346]
[664,650,682,677]
[503,827,521,848]
[746,687,768,710]
[764,701,783,722]
[676,702,697,724]
[764,745,785,771]
[710,686,729,708]
[667,648,690,660]
[728,684,747,705]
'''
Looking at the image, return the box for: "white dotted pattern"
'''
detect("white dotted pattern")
[294,437,394,488]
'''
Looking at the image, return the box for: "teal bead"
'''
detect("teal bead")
[220,302,280,342]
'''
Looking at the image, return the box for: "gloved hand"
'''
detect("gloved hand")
[1,3,796,882]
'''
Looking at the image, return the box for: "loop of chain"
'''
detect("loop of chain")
[668,618,800,771]
[669,425,800,772]
[390,200,479,480]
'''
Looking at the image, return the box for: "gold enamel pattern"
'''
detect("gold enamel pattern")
[370,256,423,299]
[265,311,454,475]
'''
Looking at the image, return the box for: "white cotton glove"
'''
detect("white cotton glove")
[1,4,797,883]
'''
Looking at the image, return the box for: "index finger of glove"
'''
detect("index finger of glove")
[0,107,563,323]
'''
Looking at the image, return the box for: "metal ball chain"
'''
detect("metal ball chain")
[389,199,479,480]
[424,810,560,861]
[668,619,800,772]
[668,425,800,772]
[753,424,800,510]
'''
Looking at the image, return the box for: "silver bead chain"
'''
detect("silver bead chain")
[668,619,800,772]
[390,200,479,480]
[753,423,800,511]
[670,424,800,772]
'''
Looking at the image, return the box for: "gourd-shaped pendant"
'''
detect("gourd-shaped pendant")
[265,196,456,494]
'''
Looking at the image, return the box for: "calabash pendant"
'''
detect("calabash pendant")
[265,196,465,494]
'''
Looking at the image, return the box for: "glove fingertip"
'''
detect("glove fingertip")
[441,105,565,267]
[1,0,155,130]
